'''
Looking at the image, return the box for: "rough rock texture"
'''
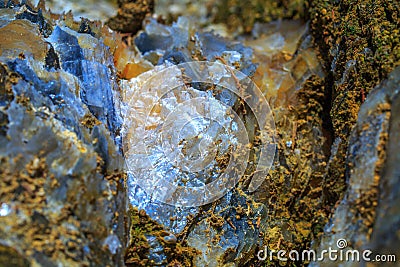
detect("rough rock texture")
[0,2,127,266]
[306,0,400,265]
[156,0,305,34]
[312,67,400,266]
[1,0,399,266]
[138,0,400,265]
[107,0,154,34]
[213,0,305,33]
[121,14,331,267]
[37,0,117,22]
[369,68,400,260]
[308,0,400,208]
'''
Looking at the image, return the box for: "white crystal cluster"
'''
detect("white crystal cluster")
[122,62,255,207]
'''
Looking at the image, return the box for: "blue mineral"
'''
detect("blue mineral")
[134,17,258,76]
[0,3,126,266]
[45,25,121,138]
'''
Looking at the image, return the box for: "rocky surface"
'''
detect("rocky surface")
[308,0,400,209]
[0,0,399,266]
[311,66,400,266]
[107,0,153,34]
[120,12,330,267]
[34,0,117,21]
[122,0,400,264]
[307,0,399,265]
[368,68,400,261]
[0,2,126,266]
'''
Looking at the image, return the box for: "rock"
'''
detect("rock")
[106,0,154,34]
[312,67,400,266]
[122,14,329,266]
[133,17,257,75]
[33,0,118,22]
[309,0,400,211]
[369,75,400,259]
[0,3,126,266]
[1,0,398,266]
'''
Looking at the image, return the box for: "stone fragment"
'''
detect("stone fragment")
[0,3,127,266]
[312,67,400,266]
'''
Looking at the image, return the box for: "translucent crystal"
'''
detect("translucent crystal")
[103,234,121,255]
[124,67,242,206]
[122,60,276,266]
[0,203,11,217]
